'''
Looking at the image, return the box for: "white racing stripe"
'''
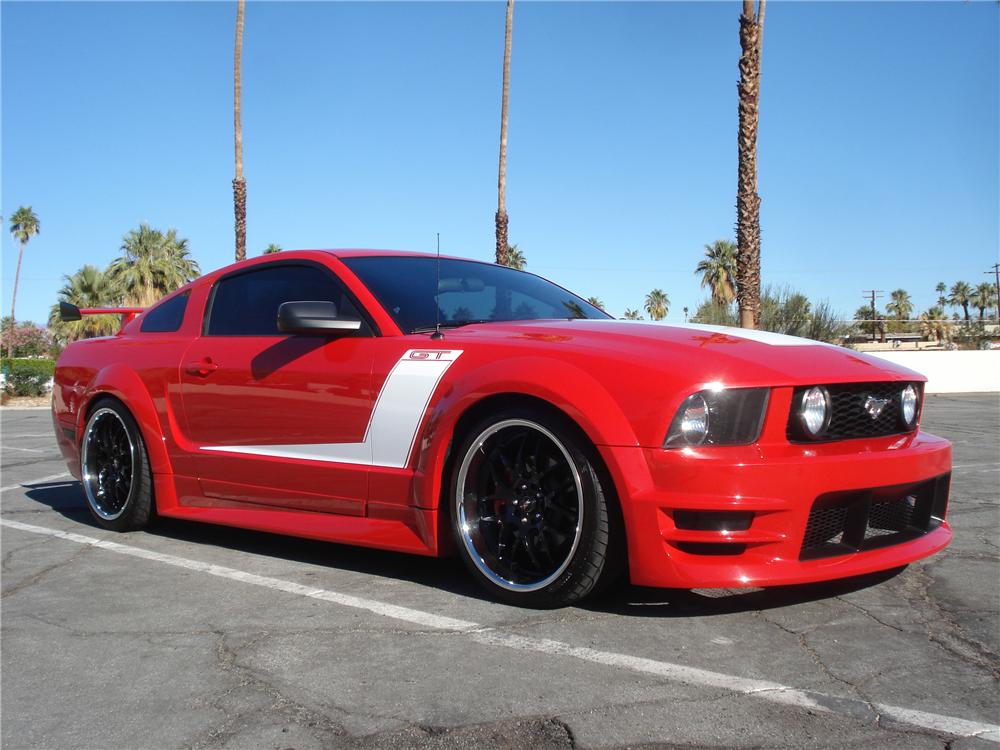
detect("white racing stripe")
[2,515,997,743]
[589,319,840,348]
[201,348,462,469]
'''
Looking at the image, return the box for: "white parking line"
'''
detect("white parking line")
[1,516,997,743]
[0,472,72,494]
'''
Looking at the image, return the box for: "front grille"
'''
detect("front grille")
[788,381,920,442]
[800,474,949,560]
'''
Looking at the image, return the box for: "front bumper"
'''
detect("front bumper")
[601,429,952,589]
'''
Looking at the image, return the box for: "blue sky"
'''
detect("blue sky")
[2,1,997,326]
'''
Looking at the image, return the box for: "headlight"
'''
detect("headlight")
[797,386,831,439]
[664,388,769,448]
[900,384,919,429]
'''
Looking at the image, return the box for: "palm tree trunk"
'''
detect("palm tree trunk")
[6,241,25,359]
[495,0,514,266]
[233,0,247,262]
[736,0,765,329]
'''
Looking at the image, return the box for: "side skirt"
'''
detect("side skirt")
[154,474,439,556]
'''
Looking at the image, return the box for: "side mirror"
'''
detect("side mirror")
[277,301,362,334]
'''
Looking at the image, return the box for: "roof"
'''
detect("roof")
[319,249,457,260]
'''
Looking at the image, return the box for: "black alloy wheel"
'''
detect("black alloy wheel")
[81,399,154,531]
[451,408,622,607]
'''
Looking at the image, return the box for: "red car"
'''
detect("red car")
[52,250,952,607]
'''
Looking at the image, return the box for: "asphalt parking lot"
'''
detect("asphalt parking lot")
[1,394,998,750]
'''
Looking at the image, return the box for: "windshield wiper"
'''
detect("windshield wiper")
[411,319,494,334]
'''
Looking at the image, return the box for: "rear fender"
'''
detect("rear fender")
[80,364,172,476]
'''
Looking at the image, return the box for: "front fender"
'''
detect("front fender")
[412,355,639,517]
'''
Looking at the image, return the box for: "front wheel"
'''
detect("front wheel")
[450,408,620,608]
[80,399,154,532]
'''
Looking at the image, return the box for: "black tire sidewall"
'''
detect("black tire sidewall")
[449,406,610,608]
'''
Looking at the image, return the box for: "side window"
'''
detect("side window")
[140,291,190,333]
[206,264,369,336]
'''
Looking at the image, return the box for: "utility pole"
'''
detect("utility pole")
[862,290,884,343]
[986,263,1000,321]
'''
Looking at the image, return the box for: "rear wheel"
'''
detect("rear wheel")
[450,407,619,607]
[80,399,154,531]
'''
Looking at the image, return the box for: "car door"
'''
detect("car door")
[178,260,377,516]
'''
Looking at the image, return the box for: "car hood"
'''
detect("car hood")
[443,319,923,387]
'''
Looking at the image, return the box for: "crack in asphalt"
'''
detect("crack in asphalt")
[1,535,53,571]
[755,610,881,712]
[897,564,1000,679]
[835,595,908,634]
[187,629,350,749]
[1,545,89,599]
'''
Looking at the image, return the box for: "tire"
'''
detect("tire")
[80,398,154,532]
[449,406,621,608]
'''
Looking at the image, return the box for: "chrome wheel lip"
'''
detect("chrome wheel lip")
[81,407,136,521]
[456,418,584,593]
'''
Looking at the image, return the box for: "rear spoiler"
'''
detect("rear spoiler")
[59,301,145,330]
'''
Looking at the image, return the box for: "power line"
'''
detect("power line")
[986,263,1000,319]
[861,290,885,342]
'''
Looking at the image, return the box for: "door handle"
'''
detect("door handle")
[185,359,219,377]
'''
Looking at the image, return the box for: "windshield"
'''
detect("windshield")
[342,256,611,333]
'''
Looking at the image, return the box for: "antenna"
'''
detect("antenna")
[430,232,444,340]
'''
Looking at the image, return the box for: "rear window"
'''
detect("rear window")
[140,292,190,333]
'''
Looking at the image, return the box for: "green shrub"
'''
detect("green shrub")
[1,358,56,397]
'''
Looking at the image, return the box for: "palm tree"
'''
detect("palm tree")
[108,224,200,307]
[886,288,913,321]
[7,206,41,358]
[48,265,122,343]
[735,0,766,329]
[586,296,604,310]
[501,244,526,270]
[948,281,973,321]
[971,282,996,320]
[233,0,247,261]
[262,244,282,255]
[692,299,738,326]
[919,306,951,345]
[622,309,643,320]
[494,0,515,266]
[854,304,886,343]
[644,289,669,321]
[696,239,737,305]
[935,281,947,308]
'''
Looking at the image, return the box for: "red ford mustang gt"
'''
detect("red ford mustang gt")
[52,250,952,607]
